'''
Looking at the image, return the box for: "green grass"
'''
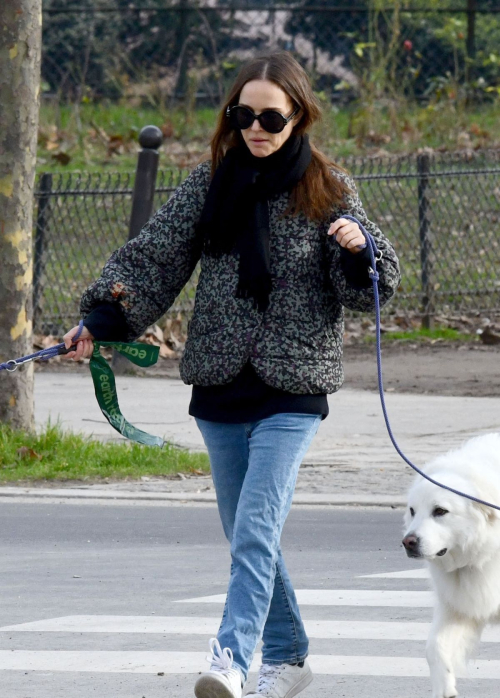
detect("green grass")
[37,101,215,173]
[37,99,500,173]
[377,327,475,343]
[0,422,210,484]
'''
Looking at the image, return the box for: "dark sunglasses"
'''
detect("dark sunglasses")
[226,104,300,134]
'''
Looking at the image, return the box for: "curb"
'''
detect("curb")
[0,486,405,508]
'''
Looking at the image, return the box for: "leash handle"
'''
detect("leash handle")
[340,215,500,513]
[0,320,165,448]
[0,321,85,371]
[57,344,78,356]
[88,340,165,447]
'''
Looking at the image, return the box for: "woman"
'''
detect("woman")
[64,51,400,698]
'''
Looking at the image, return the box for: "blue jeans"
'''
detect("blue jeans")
[195,413,322,682]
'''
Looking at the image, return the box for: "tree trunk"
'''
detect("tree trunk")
[0,0,42,430]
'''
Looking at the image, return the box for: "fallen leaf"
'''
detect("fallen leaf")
[478,326,500,345]
[107,134,124,156]
[51,152,71,166]
[16,447,43,461]
[144,324,164,343]
[160,122,174,139]
[159,343,177,359]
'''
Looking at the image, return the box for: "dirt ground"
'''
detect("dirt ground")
[342,341,500,398]
[35,340,500,398]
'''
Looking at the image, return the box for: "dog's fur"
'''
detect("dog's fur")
[402,433,500,698]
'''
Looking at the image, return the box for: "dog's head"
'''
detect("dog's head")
[402,469,499,570]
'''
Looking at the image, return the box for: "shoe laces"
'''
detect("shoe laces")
[207,637,237,677]
[256,663,286,692]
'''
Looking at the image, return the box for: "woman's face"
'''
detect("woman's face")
[237,79,300,158]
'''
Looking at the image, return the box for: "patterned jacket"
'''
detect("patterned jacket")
[80,160,401,394]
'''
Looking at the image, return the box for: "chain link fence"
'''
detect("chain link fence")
[41,2,500,104]
[33,149,500,334]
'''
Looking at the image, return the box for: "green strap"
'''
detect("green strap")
[89,342,165,447]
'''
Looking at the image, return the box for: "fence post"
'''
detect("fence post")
[417,153,433,329]
[112,125,163,374]
[33,172,53,333]
[174,0,190,99]
[466,0,477,84]
[466,0,476,60]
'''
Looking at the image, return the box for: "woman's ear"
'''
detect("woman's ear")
[292,109,303,131]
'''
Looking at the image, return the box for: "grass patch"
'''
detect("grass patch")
[0,422,210,484]
[378,327,475,343]
[37,101,214,173]
[37,99,500,173]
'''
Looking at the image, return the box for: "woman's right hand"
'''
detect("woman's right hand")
[62,325,95,361]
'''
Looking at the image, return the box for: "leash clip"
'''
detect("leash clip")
[3,353,43,372]
[368,249,383,279]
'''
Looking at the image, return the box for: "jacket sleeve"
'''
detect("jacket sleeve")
[83,301,129,342]
[80,160,211,341]
[325,172,401,312]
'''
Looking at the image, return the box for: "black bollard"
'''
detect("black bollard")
[112,125,163,374]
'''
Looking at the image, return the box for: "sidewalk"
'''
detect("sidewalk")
[2,372,499,507]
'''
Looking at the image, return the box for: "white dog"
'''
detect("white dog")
[402,433,500,698]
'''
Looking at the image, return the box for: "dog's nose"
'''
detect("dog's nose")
[402,534,420,553]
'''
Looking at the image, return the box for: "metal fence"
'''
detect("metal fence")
[33,149,500,335]
[41,2,500,104]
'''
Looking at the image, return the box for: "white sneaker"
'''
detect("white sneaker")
[194,637,243,698]
[245,660,313,698]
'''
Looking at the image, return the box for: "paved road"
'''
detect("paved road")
[1,501,498,697]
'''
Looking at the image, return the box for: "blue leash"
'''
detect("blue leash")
[0,321,83,372]
[342,214,500,513]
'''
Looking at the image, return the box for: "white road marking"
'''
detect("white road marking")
[175,589,435,607]
[359,568,429,579]
[3,615,500,643]
[1,651,500,678]
[0,616,220,635]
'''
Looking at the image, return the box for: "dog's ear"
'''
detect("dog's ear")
[470,478,500,524]
[474,493,500,524]
[477,503,499,524]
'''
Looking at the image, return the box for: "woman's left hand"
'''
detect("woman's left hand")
[328,218,365,254]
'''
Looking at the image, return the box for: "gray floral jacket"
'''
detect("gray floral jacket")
[80,160,400,394]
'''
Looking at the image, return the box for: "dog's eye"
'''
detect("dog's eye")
[409,507,415,517]
[433,507,449,517]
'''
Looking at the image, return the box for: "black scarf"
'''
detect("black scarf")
[196,133,312,312]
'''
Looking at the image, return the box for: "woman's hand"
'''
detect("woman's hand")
[62,325,95,361]
[328,218,365,254]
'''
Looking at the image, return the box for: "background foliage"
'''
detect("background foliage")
[41,1,500,104]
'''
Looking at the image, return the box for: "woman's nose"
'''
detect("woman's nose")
[250,118,261,131]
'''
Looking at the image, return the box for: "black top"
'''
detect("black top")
[82,244,372,424]
[189,361,329,423]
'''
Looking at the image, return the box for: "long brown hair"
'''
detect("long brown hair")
[209,51,350,221]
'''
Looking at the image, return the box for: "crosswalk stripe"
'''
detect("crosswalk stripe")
[1,651,499,678]
[3,615,500,642]
[0,616,220,635]
[359,568,429,579]
[176,589,434,607]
